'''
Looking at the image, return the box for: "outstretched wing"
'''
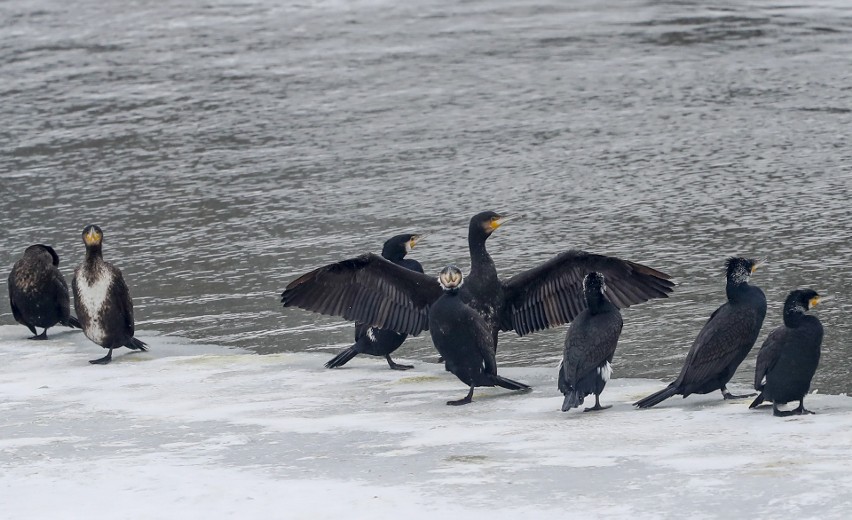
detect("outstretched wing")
[281,253,442,336]
[502,250,674,336]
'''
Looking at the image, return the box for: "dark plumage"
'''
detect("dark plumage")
[635,257,767,409]
[558,272,623,412]
[429,265,530,405]
[324,234,425,370]
[282,211,674,350]
[8,244,81,339]
[72,225,147,364]
[750,290,823,417]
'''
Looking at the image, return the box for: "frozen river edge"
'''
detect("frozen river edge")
[1,325,851,519]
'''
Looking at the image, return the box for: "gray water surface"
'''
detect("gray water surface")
[2,0,851,393]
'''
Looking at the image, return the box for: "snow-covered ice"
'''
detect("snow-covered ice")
[2,325,851,519]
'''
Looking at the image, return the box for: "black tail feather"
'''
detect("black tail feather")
[749,391,765,409]
[63,316,82,329]
[325,346,359,369]
[634,385,678,409]
[561,390,583,411]
[493,375,531,391]
[126,337,148,351]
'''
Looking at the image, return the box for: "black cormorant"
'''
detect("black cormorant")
[72,225,148,364]
[634,257,767,409]
[558,272,623,412]
[325,234,425,370]
[749,289,823,417]
[8,244,81,339]
[282,211,673,351]
[429,265,530,405]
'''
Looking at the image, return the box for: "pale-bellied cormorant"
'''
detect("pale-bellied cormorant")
[282,211,673,351]
[749,289,823,416]
[72,225,148,364]
[8,244,81,339]
[635,257,767,408]
[325,234,425,370]
[429,265,530,405]
[558,272,623,412]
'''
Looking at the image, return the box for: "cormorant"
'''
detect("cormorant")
[429,265,530,405]
[282,211,673,352]
[634,257,767,409]
[749,289,823,417]
[558,272,623,412]
[8,244,81,339]
[325,234,425,370]
[72,225,148,364]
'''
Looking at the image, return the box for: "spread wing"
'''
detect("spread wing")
[281,253,442,336]
[502,250,674,336]
[753,326,785,390]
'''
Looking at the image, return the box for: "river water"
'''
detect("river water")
[2,0,851,393]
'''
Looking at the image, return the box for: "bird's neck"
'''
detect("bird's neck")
[381,246,405,263]
[84,245,103,266]
[725,280,749,301]
[468,232,494,274]
[783,305,807,327]
[585,291,608,314]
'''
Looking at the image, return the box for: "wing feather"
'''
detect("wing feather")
[281,253,442,336]
[503,250,674,336]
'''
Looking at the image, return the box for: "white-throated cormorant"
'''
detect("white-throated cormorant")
[325,234,425,370]
[749,289,823,416]
[429,265,530,405]
[8,244,81,339]
[72,225,148,364]
[558,272,623,412]
[635,257,767,408]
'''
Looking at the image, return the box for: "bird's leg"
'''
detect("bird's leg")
[721,386,755,400]
[29,328,48,341]
[793,399,815,415]
[447,386,474,406]
[772,401,814,417]
[385,355,413,371]
[89,349,113,365]
[584,394,612,412]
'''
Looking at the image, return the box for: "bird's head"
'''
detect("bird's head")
[82,224,103,247]
[438,265,464,290]
[469,211,512,239]
[725,257,761,285]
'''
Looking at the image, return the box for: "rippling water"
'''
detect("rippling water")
[2,0,851,392]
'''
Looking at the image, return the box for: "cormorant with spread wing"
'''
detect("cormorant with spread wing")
[634,257,766,409]
[749,289,823,416]
[281,211,674,350]
[325,234,425,370]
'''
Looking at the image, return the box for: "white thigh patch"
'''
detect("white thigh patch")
[597,361,613,382]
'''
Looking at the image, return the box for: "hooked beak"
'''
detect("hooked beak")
[490,215,514,231]
[809,295,821,308]
[750,258,765,274]
[84,227,102,246]
[406,233,428,253]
